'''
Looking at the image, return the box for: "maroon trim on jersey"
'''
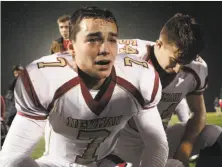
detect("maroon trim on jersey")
[80,67,116,116]
[182,66,201,91]
[150,70,160,104]
[197,76,208,91]
[116,76,145,107]
[143,105,156,110]
[17,111,47,120]
[20,69,45,110]
[47,77,80,111]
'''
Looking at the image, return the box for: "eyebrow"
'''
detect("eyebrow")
[87,32,102,37]
[109,32,118,37]
[86,32,118,38]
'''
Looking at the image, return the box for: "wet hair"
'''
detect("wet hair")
[69,6,118,41]
[161,13,205,64]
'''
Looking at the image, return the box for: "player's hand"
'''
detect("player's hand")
[174,142,192,167]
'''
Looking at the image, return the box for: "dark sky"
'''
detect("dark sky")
[1,1,222,111]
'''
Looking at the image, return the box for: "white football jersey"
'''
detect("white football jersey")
[14,52,161,165]
[118,39,208,128]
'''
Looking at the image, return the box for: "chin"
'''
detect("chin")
[95,70,112,80]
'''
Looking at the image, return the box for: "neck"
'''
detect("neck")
[78,68,106,90]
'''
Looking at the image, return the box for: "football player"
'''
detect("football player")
[115,13,222,167]
[0,6,168,167]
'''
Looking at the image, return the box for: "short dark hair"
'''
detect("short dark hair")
[69,6,118,41]
[13,64,24,72]
[57,14,70,24]
[161,13,205,64]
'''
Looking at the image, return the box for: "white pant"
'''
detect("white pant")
[114,123,222,166]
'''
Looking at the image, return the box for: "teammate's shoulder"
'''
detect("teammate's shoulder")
[114,53,160,107]
[115,53,152,70]
[25,52,76,81]
[114,53,156,81]
[27,52,71,70]
[184,56,207,73]
[118,39,155,46]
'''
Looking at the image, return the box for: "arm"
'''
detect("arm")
[134,106,169,167]
[136,66,168,167]
[173,57,208,166]
[1,74,48,160]
[1,114,46,155]
[173,94,206,166]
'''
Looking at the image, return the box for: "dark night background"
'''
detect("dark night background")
[1,1,222,111]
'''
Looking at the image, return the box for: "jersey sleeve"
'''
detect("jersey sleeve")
[14,73,49,120]
[118,39,155,60]
[133,67,168,167]
[14,54,74,119]
[139,65,162,109]
[186,57,208,95]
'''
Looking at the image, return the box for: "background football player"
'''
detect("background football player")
[115,13,222,167]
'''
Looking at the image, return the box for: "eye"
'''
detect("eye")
[88,38,102,43]
[109,39,117,43]
[170,58,178,66]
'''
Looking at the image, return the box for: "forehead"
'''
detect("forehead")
[79,18,117,35]
[58,21,69,26]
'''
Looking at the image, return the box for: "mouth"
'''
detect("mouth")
[95,60,111,65]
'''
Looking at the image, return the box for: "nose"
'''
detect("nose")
[173,63,181,73]
[99,41,110,56]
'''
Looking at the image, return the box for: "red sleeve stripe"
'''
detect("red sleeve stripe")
[150,70,160,104]
[116,76,145,107]
[20,69,45,110]
[143,105,156,110]
[17,111,47,120]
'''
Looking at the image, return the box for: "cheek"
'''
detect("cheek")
[75,46,95,63]
[109,44,118,54]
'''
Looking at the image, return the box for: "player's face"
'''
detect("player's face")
[58,21,70,39]
[158,41,183,73]
[72,18,118,80]
[13,70,22,77]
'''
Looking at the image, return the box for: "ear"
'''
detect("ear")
[156,39,163,49]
